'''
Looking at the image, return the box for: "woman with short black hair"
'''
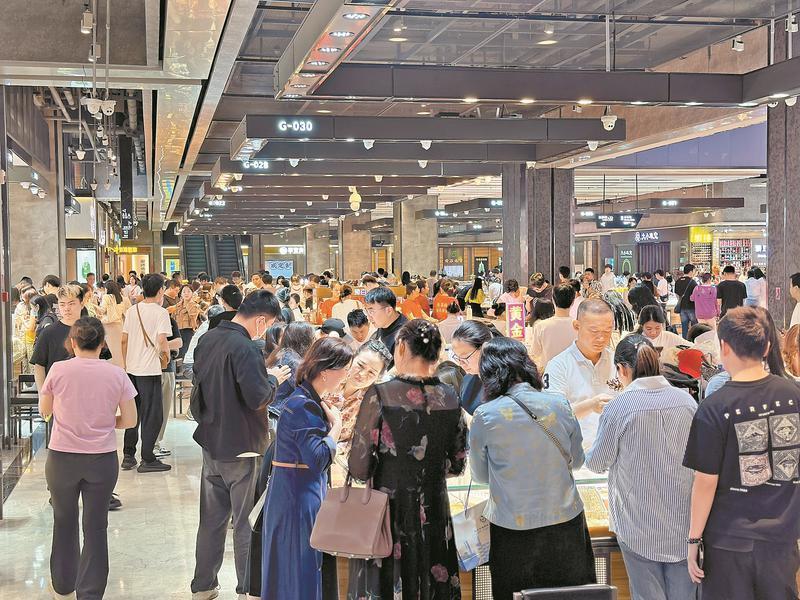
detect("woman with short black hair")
[451,320,502,414]
[348,319,468,600]
[470,337,594,599]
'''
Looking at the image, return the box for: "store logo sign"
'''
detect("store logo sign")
[277,119,314,133]
[635,231,659,243]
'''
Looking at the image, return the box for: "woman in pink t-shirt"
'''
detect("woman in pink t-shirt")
[39,317,137,599]
[690,272,720,330]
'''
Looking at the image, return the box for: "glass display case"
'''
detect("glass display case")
[448,467,620,600]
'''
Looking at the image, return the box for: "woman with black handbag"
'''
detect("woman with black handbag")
[469,337,595,600]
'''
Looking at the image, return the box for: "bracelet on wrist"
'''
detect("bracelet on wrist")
[686,537,703,545]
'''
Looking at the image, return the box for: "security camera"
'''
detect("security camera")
[101,99,116,116]
[587,140,599,151]
[601,114,617,131]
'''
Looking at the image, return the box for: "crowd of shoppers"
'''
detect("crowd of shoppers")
[15,260,800,600]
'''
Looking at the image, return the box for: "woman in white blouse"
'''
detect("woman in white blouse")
[330,284,360,323]
[95,281,131,368]
[744,267,768,307]
[634,305,689,351]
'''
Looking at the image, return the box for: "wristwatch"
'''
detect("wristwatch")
[686,537,703,545]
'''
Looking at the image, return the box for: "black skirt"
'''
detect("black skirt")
[489,512,596,600]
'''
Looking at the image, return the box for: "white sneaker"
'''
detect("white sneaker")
[49,582,76,599]
[191,590,219,600]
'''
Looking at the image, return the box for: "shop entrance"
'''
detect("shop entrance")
[638,242,670,274]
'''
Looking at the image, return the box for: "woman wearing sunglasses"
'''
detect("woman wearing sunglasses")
[450,320,502,415]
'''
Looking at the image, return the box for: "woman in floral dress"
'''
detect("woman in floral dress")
[348,319,468,600]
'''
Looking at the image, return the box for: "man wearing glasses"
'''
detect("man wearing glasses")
[364,286,408,368]
[544,298,616,449]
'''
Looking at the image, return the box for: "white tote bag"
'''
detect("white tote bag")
[451,481,490,572]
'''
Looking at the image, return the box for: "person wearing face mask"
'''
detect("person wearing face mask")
[190,290,292,600]
[261,337,354,600]
[586,334,697,600]
[451,320,503,415]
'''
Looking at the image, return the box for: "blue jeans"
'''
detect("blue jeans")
[619,541,698,600]
[679,309,697,340]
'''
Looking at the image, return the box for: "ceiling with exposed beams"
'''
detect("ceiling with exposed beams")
[174,0,791,234]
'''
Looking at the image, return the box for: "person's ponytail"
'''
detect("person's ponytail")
[633,344,661,379]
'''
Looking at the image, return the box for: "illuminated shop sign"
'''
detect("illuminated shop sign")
[596,213,643,229]
[277,119,314,133]
[242,160,270,170]
[635,231,660,243]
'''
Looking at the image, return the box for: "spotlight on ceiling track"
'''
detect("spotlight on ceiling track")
[374,175,383,182]
[363,139,375,150]
[420,140,432,150]
[731,35,744,52]
[88,43,101,63]
[90,179,98,191]
[418,159,428,168]
[587,140,599,151]
[788,14,798,33]
[289,158,300,167]
[322,194,329,200]
[407,194,414,200]
[75,147,86,160]
[786,96,798,107]
[307,201,313,206]
[80,6,93,34]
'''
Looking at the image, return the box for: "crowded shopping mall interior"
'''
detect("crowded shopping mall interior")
[2,1,800,599]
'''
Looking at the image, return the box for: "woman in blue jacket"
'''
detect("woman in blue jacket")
[261,337,353,600]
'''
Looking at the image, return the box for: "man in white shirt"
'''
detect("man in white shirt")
[487,279,503,305]
[544,299,616,449]
[346,308,373,352]
[791,272,800,327]
[600,265,617,293]
[121,274,173,473]
[531,283,578,372]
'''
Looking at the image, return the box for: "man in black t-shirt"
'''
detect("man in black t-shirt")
[716,265,748,317]
[30,285,84,383]
[674,264,698,340]
[683,307,800,599]
[364,286,408,366]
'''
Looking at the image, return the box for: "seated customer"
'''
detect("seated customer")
[544,299,617,449]
[684,307,800,599]
[470,337,594,600]
[345,309,372,352]
[635,305,688,352]
[437,301,462,344]
[531,283,578,372]
[587,334,697,600]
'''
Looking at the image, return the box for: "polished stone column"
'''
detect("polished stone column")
[338,213,372,281]
[305,224,331,275]
[766,29,800,326]
[392,195,438,278]
[502,164,574,283]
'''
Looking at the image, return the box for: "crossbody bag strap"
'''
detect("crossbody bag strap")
[507,392,573,470]
[135,304,154,349]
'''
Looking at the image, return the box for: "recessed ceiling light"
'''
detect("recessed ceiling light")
[291,83,309,89]
[307,60,329,67]
[739,101,758,107]
[317,109,332,114]
[283,94,301,99]
[577,98,593,105]
[520,98,535,104]
[417,111,431,115]
[388,37,408,42]
[300,73,318,78]
[343,12,369,20]
[537,39,558,45]
[345,137,355,142]
[330,30,354,38]
[771,92,790,99]
[631,100,648,105]
[463,97,479,103]
[318,46,341,53]
[685,101,703,106]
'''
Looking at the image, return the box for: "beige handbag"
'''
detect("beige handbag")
[310,477,393,559]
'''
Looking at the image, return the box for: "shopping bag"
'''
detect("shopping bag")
[451,499,490,572]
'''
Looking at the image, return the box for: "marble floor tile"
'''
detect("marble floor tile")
[0,417,240,599]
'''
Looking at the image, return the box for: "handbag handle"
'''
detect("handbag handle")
[341,474,374,505]
[508,392,573,470]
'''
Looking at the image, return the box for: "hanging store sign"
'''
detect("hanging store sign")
[689,226,713,244]
[119,137,135,240]
[506,303,526,341]
[474,256,489,277]
[596,213,643,229]
[635,231,660,243]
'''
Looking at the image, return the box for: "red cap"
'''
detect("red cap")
[677,348,704,379]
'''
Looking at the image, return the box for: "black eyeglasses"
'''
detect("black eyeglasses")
[452,347,479,364]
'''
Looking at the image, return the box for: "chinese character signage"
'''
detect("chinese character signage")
[635,231,660,243]
[506,302,526,341]
[595,213,643,229]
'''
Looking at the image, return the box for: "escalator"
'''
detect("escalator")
[209,235,244,279]
[182,235,210,280]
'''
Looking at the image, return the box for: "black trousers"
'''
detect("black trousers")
[46,450,118,600]
[489,512,596,600]
[703,540,800,600]
[123,374,163,463]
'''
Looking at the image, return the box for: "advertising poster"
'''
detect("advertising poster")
[266,260,294,279]
[473,256,489,278]
[165,258,181,275]
[76,249,97,283]
[442,248,464,279]
[506,302,526,341]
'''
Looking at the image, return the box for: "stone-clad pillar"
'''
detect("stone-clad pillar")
[338,213,372,281]
[392,195,438,278]
[502,164,574,284]
[766,28,800,326]
[305,224,331,275]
